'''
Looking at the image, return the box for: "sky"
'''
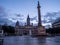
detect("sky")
[0,0,60,27]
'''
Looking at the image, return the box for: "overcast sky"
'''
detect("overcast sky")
[0,0,60,27]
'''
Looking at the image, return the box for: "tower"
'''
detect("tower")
[15,21,20,35]
[16,21,19,26]
[27,15,30,26]
[37,1,42,26]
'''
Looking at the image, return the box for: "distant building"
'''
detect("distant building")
[15,1,46,36]
[52,18,60,28]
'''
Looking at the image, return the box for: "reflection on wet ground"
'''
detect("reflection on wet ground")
[0,36,60,45]
[0,39,3,45]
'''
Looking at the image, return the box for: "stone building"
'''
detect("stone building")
[15,1,46,36]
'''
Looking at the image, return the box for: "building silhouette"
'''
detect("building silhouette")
[27,15,30,26]
[15,1,46,36]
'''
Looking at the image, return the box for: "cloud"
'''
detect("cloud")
[44,11,60,18]
[12,14,24,21]
[30,16,37,21]
[0,6,15,26]
[0,6,60,27]
[15,14,24,17]
[42,11,60,27]
[43,11,60,24]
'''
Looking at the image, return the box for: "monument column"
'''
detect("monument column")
[37,1,46,36]
[37,1,42,26]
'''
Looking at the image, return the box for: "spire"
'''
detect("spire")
[37,1,41,8]
[38,1,39,4]
[37,1,42,26]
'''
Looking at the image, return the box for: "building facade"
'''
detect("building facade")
[15,1,46,36]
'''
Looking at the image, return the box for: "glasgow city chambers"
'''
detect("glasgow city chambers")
[15,1,46,36]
